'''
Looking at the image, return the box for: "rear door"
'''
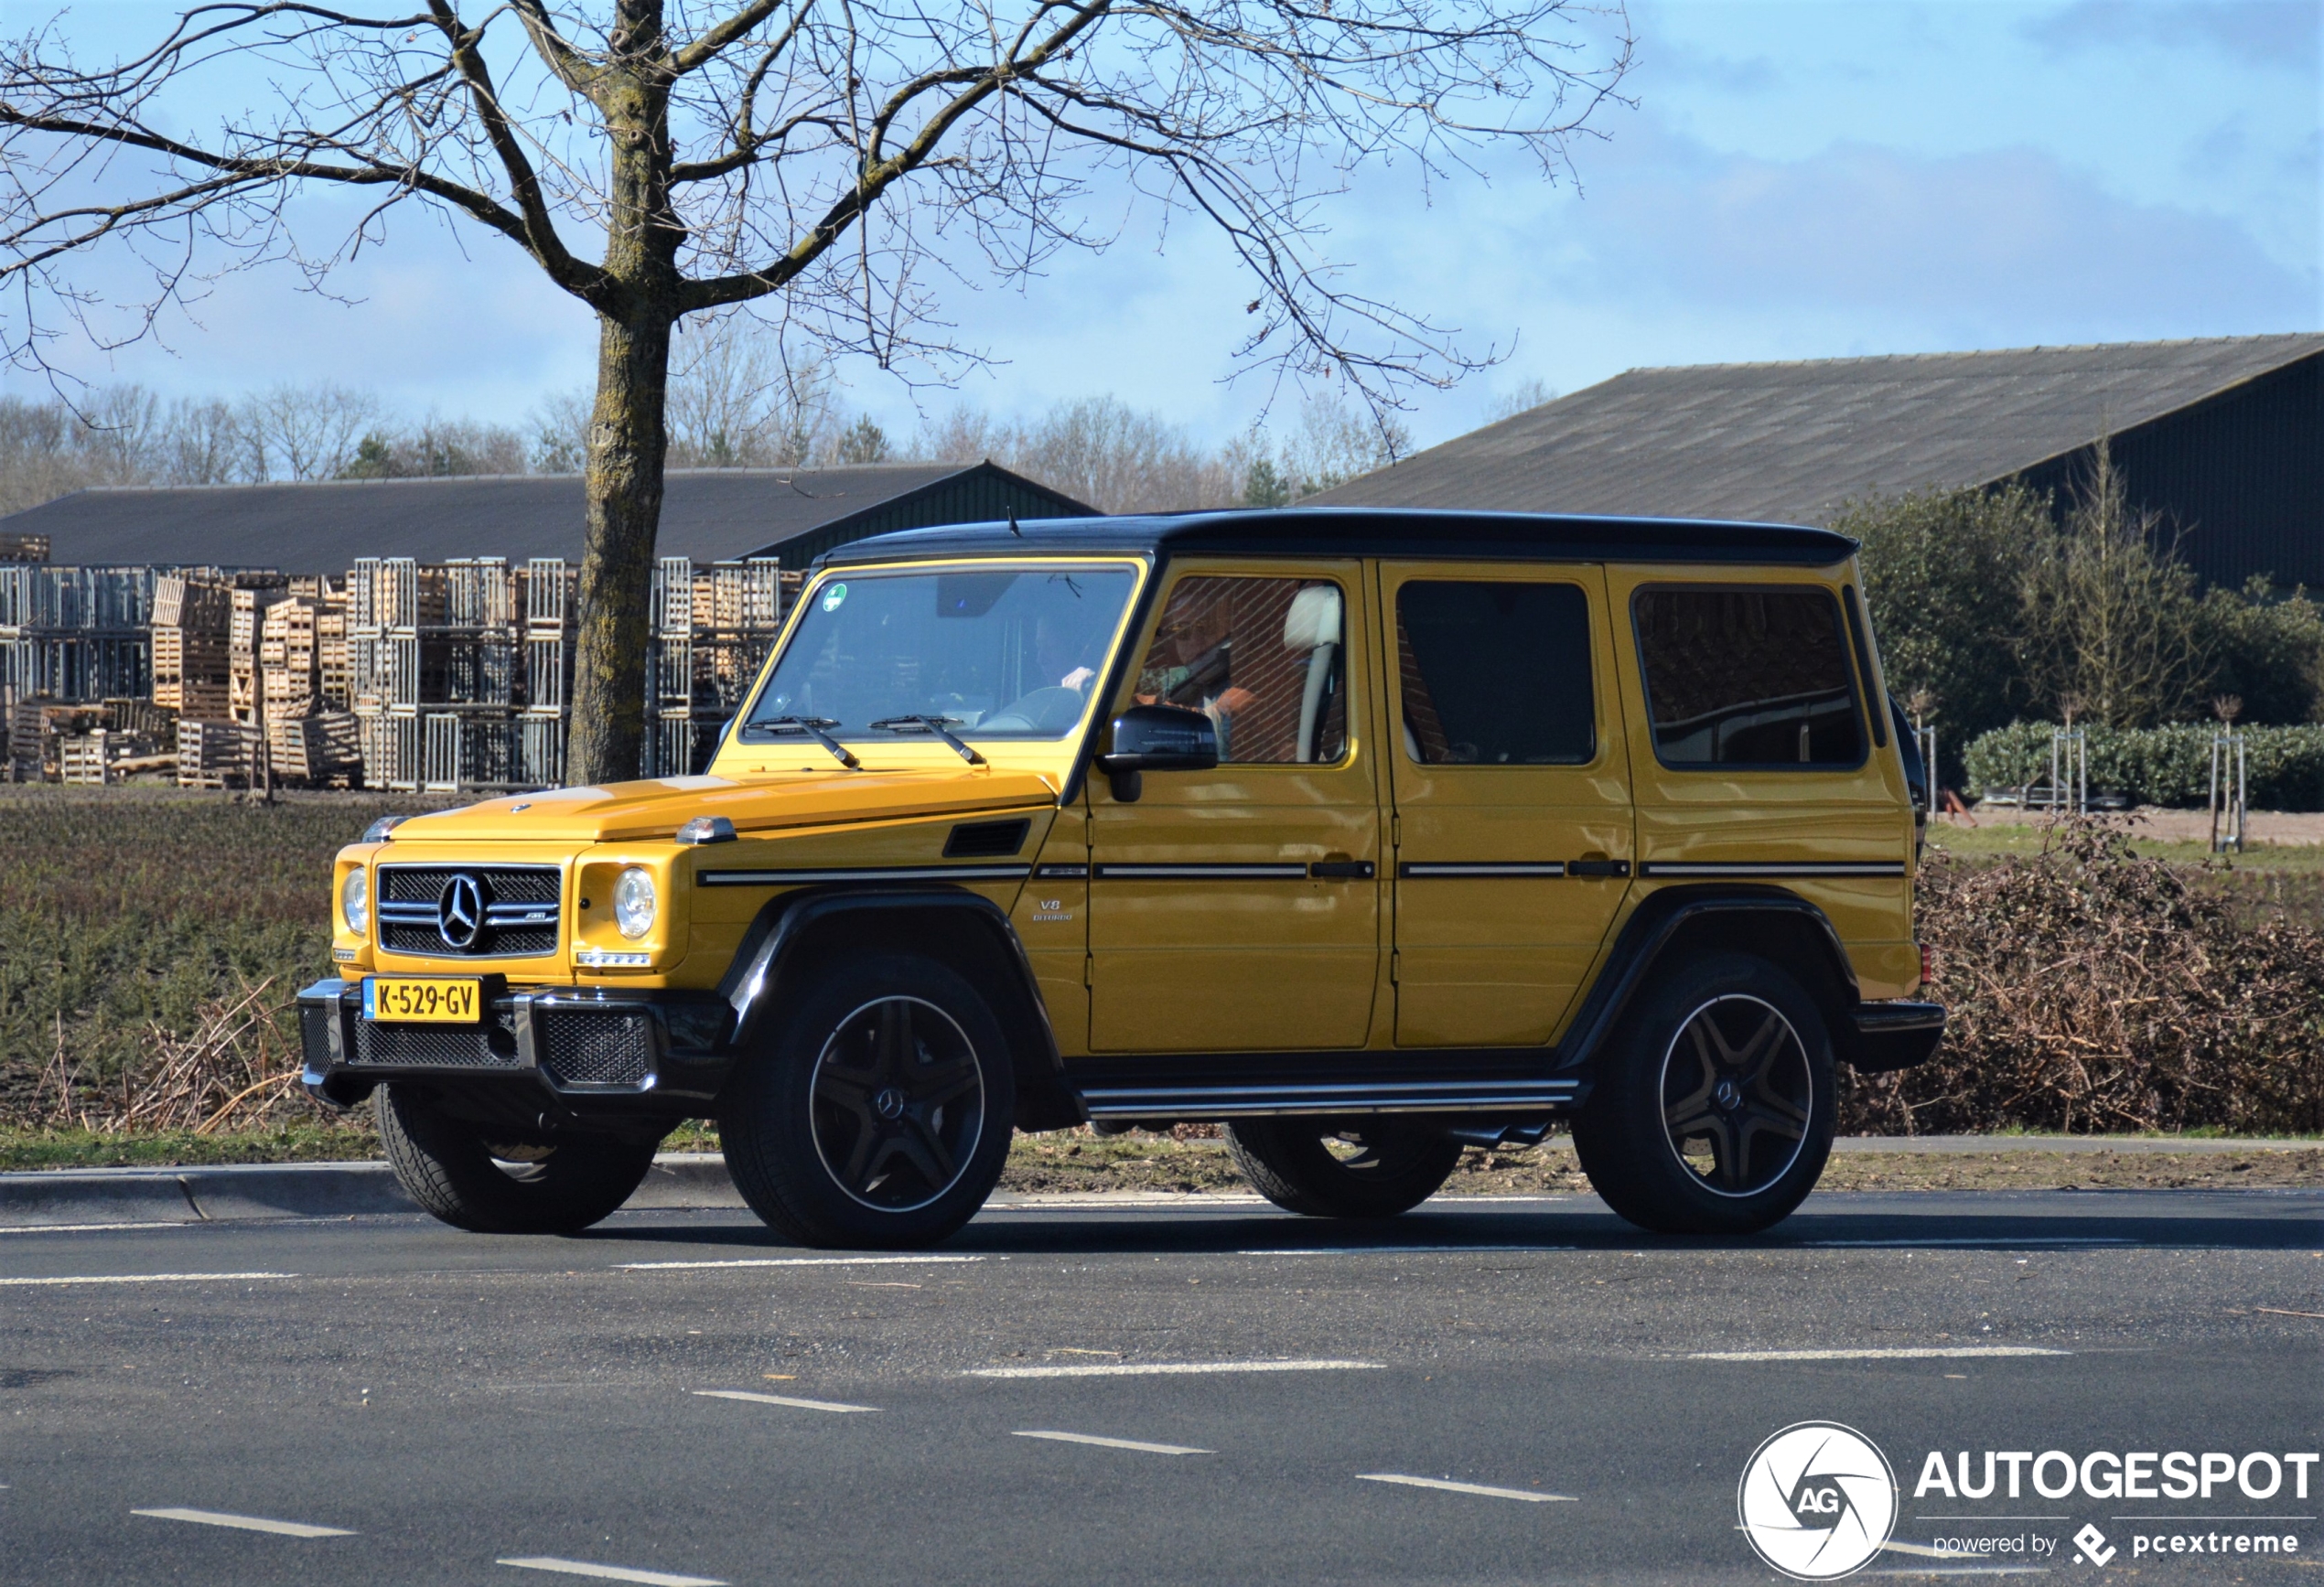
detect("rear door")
[1380,562,1633,1047]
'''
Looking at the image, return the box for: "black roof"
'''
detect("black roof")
[1309,334,2324,523]
[823,506,1859,567]
[0,462,1086,573]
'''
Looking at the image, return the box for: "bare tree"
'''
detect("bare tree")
[239,383,381,480]
[664,313,834,466]
[0,0,1631,780]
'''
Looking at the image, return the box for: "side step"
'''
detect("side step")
[1071,1054,1583,1122]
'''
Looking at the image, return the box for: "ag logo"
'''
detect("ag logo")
[1738,1421,1898,1580]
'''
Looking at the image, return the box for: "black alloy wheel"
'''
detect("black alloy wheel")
[1572,952,1836,1236]
[811,995,985,1212]
[1657,993,1813,1197]
[720,953,1016,1249]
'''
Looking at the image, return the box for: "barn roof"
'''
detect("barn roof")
[1311,334,2324,523]
[0,462,1085,572]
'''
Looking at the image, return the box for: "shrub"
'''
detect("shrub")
[1842,821,2324,1136]
[1961,721,2324,810]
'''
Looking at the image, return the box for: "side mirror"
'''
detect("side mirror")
[1096,704,1218,802]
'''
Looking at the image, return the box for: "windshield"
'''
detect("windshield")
[742,563,1139,743]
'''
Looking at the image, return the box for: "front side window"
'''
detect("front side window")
[1134,575,1347,764]
[1634,586,1865,767]
[1397,580,1594,765]
[745,563,1136,741]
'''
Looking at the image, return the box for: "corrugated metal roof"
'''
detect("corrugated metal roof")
[1312,335,2324,522]
[0,463,1085,572]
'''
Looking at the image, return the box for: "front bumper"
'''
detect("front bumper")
[297,978,737,1114]
[1843,999,1947,1073]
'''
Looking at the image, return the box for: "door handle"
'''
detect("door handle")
[1308,861,1376,880]
[1567,858,1630,877]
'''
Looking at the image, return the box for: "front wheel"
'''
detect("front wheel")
[1571,952,1836,1235]
[376,1085,658,1234]
[718,954,1015,1249]
[1224,1119,1463,1218]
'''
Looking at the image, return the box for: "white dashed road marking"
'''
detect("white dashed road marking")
[0,1221,189,1236]
[1356,1474,1576,1503]
[692,1389,877,1413]
[1802,1239,2133,1249]
[616,1256,984,1271]
[1,1271,296,1287]
[497,1558,728,1586]
[1239,1246,1578,1257]
[132,1507,353,1538]
[1012,1431,1212,1455]
[967,1359,1383,1378]
[1686,1346,2070,1361]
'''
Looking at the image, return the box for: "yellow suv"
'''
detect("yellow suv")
[300,510,1943,1247]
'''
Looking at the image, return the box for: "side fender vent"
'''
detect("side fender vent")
[944,818,1031,858]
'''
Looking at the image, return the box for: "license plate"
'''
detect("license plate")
[362,976,483,1024]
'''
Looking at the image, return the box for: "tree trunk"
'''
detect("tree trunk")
[566,307,672,786]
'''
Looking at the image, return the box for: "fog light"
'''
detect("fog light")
[613,866,657,940]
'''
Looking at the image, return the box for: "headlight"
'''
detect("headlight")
[340,868,369,934]
[613,866,657,940]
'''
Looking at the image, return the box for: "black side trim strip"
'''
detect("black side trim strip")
[1639,861,1905,877]
[1034,862,1090,879]
[1398,861,1565,878]
[1093,863,1309,880]
[699,864,1032,886]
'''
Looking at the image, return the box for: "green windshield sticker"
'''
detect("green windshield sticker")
[820,582,849,613]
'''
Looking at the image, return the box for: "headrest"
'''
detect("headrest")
[1282,584,1343,651]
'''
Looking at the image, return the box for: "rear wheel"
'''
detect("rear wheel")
[375,1085,658,1234]
[719,954,1015,1249]
[1572,953,1834,1235]
[1224,1119,1463,1218]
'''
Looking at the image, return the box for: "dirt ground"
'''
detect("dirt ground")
[996,1132,2324,1196]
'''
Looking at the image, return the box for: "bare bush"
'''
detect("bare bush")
[16,975,329,1136]
[1845,820,2324,1136]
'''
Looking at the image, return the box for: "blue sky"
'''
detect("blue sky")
[11,0,2319,451]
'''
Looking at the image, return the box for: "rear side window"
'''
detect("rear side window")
[1397,581,1594,765]
[1633,587,1865,767]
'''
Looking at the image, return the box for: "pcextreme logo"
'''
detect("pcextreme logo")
[1738,1421,1899,1580]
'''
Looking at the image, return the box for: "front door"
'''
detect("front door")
[1088,562,1383,1053]
[1381,563,1633,1047]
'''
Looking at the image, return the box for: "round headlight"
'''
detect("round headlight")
[340,868,369,934]
[613,866,657,940]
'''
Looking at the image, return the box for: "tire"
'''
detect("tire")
[1224,1118,1463,1218]
[718,953,1015,1249]
[1571,952,1836,1236]
[375,1084,659,1234]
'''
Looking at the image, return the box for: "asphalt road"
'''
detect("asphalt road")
[2,1188,2319,1585]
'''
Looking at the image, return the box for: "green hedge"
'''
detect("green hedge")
[1963,722,2324,810]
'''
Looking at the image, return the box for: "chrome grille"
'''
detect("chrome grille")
[543,1011,654,1088]
[352,1019,521,1068]
[377,864,561,959]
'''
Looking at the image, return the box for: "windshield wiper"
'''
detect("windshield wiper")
[743,715,860,769]
[867,714,985,765]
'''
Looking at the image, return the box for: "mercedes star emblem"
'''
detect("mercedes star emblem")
[436,873,487,949]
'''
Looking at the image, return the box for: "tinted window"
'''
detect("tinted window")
[1134,576,1346,764]
[1633,587,1865,767]
[1397,582,1594,765]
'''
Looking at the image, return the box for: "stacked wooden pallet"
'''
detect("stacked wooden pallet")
[151,575,232,718]
[268,711,361,786]
[177,718,256,789]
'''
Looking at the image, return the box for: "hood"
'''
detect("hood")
[385,767,1062,845]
